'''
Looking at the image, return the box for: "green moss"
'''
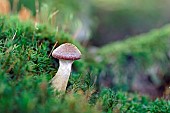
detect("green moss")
[97,25,170,91]
[0,15,86,78]
[0,15,99,113]
[98,25,170,66]
[0,15,169,113]
[0,72,99,113]
[98,89,170,113]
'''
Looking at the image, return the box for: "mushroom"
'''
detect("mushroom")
[51,43,81,92]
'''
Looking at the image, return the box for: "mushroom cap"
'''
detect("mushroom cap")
[52,43,81,60]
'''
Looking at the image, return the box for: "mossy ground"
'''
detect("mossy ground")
[97,26,170,93]
[0,15,170,113]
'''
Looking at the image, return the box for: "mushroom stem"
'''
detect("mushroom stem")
[51,59,73,92]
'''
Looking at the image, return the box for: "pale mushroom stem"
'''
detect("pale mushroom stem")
[51,59,73,92]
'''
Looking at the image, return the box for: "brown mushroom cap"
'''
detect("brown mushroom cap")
[52,43,81,60]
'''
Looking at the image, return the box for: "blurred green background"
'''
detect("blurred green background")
[8,0,170,46]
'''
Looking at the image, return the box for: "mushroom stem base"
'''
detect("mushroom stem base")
[51,60,73,92]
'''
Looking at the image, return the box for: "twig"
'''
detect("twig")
[49,10,59,27]
[48,41,58,57]
[12,30,17,40]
